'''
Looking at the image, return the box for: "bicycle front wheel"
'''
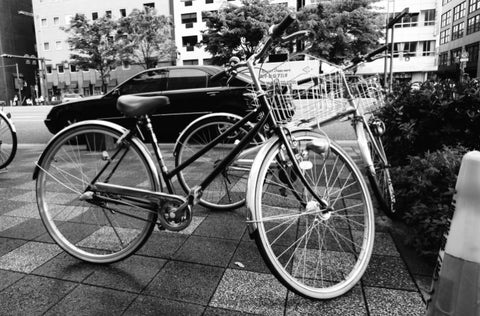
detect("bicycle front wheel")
[0,111,17,169]
[248,130,374,299]
[36,122,159,263]
[175,114,265,210]
[366,127,396,219]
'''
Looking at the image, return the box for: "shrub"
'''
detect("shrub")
[378,79,480,166]
[391,145,467,256]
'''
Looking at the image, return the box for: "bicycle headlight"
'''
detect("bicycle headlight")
[370,119,385,136]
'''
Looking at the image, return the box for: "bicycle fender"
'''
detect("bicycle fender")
[173,112,251,155]
[245,135,279,234]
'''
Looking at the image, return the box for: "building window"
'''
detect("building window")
[469,0,480,13]
[442,0,452,5]
[105,11,112,18]
[183,59,199,65]
[393,42,417,57]
[451,48,462,64]
[422,41,435,56]
[53,17,59,25]
[185,1,193,6]
[122,61,130,70]
[41,18,47,27]
[46,65,53,74]
[65,15,72,24]
[394,12,419,27]
[440,29,450,44]
[182,36,198,51]
[206,0,213,3]
[43,42,50,51]
[423,9,435,26]
[120,9,126,17]
[70,64,77,72]
[55,41,62,50]
[143,2,155,9]
[467,14,480,34]
[453,2,466,21]
[92,12,98,20]
[181,13,197,28]
[452,22,465,40]
[441,10,451,27]
[439,52,449,67]
[58,64,65,73]
[466,42,479,65]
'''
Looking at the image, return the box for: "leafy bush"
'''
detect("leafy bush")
[391,146,467,256]
[379,79,480,166]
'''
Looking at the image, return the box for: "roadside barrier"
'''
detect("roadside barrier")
[427,151,480,316]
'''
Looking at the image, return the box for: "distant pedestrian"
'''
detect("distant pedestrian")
[13,95,18,106]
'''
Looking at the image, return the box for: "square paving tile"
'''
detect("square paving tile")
[210,269,287,315]
[0,275,76,315]
[364,287,425,316]
[229,241,270,273]
[0,218,48,240]
[5,203,40,219]
[0,269,25,291]
[193,214,246,240]
[83,255,166,293]
[363,255,417,290]
[204,306,257,316]
[32,252,98,282]
[174,235,238,267]
[0,215,28,232]
[0,237,27,256]
[286,286,367,316]
[44,284,136,315]
[124,295,205,316]
[137,231,188,259]
[144,260,224,305]
[0,241,61,273]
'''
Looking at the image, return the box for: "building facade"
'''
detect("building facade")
[0,0,37,105]
[357,0,440,83]
[31,0,173,101]
[438,0,480,79]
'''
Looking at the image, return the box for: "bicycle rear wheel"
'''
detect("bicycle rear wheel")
[175,114,265,210]
[0,111,17,169]
[36,122,159,263]
[248,130,374,299]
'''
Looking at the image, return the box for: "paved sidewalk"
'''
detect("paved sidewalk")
[0,143,432,315]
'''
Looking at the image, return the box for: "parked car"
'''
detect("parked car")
[44,66,255,142]
[61,93,83,103]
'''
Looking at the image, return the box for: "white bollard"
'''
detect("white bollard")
[427,151,480,316]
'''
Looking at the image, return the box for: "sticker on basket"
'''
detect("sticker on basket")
[299,161,313,170]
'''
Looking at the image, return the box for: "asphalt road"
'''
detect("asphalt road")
[3,105,356,145]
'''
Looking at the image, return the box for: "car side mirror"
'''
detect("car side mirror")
[111,88,121,97]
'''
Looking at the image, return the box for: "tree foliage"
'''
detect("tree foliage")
[63,14,121,92]
[201,0,292,65]
[117,8,176,69]
[297,1,384,64]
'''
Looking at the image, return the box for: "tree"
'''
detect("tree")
[117,8,176,69]
[201,0,292,65]
[63,14,121,92]
[297,1,384,64]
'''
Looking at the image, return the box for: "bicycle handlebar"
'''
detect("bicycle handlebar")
[270,13,296,38]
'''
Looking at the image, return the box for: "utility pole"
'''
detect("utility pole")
[15,63,22,105]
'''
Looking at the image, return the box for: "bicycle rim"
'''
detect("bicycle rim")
[0,113,17,169]
[252,132,374,299]
[36,124,158,263]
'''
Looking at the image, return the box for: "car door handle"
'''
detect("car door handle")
[206,92,218,96]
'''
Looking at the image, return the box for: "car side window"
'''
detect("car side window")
[119,69,167,95]
[167,68,207,90]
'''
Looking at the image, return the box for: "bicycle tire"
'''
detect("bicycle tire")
[174,113,265,210]
[0,111,17,170]
[36,122,159,263]
[365,131,397,219]
[247,130,375,299]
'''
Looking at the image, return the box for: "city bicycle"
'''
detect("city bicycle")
[33,14,374,299]
[176,45,397,218]
[0,105,17,170]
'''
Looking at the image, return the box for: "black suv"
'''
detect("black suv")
[44,66,254,142]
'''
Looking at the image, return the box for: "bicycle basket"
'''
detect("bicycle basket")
[348,77,385,114]
[266,79,296,124]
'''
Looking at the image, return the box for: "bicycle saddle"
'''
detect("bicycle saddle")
[117,95,170,118]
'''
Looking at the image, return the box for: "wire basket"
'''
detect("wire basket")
[256,54,386,127]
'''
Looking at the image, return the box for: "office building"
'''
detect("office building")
[438,0,480,79]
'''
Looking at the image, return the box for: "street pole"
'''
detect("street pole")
[15,63,22,105]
